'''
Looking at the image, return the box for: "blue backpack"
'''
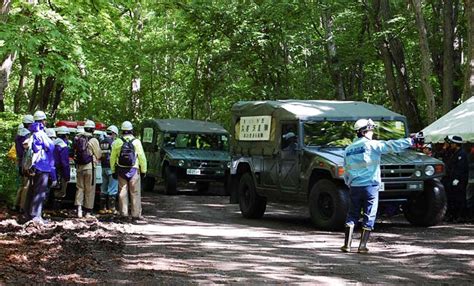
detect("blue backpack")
[118,138,136,167]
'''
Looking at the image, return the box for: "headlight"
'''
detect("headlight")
[226,161,231,168]
[178,160,185,167]
[414,170,422,177]
[424,165,435,176]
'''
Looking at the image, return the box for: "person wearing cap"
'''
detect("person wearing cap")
[99,125,119,214]
[73,120,102,218]
[443,135,469,222]
[53,126,71,201]
[23,111,55,224]
[341,118,419,253]
[110,121,147,221]
[13,116,33,212]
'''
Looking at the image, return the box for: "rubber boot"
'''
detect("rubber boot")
[109,196,118,215]
[340,224,354,252]
[98,195,107,214]
[77,205,83,218]
[358,228,371,254]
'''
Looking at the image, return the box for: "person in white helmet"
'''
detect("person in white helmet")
[110,121,147,222]
[23,111,55,224]
[52,126,71,202]
[12,115,33,212]
[98,125,119,214]
[72,120,102,218]
[341,118,420,253]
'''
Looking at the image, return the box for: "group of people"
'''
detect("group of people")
[11,111,147,224]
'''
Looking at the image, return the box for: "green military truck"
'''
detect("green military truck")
[141,119,231,195]
[229,100,447,230]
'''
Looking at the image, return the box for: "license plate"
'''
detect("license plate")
[186,169,201,175]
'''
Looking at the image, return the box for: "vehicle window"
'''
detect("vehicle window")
[163,132,229,151]
[303,120,406,147]
[281,123,298,151]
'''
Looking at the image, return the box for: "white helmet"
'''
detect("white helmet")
[33,110,46,121]
[121,121,133,131]
[23,114,34,124]
[354,119,376,132]
[56,126,70,135]
[77,126,85,134]
[18,123,24,130]
[84,120,95,129]
[107,125,119,135]
[46,128,56,138]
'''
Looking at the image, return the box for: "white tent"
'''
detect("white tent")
[422,96,474,143]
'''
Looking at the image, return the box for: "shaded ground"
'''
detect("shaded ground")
[1,185,473,284]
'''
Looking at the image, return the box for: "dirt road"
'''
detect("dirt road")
[1,186,473,284]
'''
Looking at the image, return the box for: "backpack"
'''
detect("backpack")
[118,137,136,167]
[22,146,35,176]
[73,135,93,165]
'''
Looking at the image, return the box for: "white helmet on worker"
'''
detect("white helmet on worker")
[56,126,70,135]
[84,119,95,129]
[23,114,34,124]
[107,125,119,135]
[33,110,46,121]
[121,121,133,131]
[354,119,376,132]
[46,128,56,138]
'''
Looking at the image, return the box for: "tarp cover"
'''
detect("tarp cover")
[422,97,474,143]
[149,119,228,134]
[231,100,405,121]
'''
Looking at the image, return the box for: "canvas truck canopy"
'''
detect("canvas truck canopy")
[144,119,228,134]
[422,97,474,143]
[231,100,407,157]
[231,100,406,122]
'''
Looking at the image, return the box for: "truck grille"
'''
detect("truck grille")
[381,165,415,178]
[190,160,222,169]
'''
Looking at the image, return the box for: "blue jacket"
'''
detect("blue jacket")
[29,122,55,176]
[344,137,413,187]
[53,138,70,181]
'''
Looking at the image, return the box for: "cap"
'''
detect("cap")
[445,135,463,144]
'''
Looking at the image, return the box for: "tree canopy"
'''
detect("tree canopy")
[1,0,473,132]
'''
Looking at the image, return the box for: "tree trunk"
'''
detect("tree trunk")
[372,0,423,131]
[28,74,41,112]
[13,53,28,113]
[40,76,55,110]
[411,0,437,123]
[442,0,454,113]
[50,84,64,120]
[321,9,345,100]
[0,0,13,112]
[463,0,474,100]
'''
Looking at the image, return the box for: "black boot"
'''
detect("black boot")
[98,195,107,214]
[358,228,371,253]
[340,224,354,252]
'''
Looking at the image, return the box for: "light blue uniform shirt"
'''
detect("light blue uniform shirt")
[344,137,413,187]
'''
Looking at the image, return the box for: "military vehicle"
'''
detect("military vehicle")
[141,119,231,195]
[229,100,447,230]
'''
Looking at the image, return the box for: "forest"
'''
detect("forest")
[1,0,473,132]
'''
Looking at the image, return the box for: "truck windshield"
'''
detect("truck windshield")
[164,133,229,151]
[303,120,407,147]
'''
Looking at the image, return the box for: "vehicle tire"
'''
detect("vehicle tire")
[404,179,447,226]
[142,176,156,192]
[196,182,210,194]
[238,173,266,219]
[309,179,349,230]
[164,166,178,195]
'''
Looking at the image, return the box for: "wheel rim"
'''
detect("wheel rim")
[317,192,334,219]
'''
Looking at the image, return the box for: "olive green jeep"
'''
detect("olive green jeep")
[229,100,447,230]
[141,119,231,195]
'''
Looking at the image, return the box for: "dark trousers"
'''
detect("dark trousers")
[24,172,49,220]
[446,186,467,219]
[345,185,380,230]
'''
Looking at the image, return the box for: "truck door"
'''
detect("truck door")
[279,122,300,196]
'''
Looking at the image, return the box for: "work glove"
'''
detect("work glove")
[112,173,118,180]
[453,179,459,186]
[50,180,58,188]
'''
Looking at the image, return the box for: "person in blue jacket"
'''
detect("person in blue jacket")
[53,126,71,200]
[23,111,56,224]
[341,118,417,253]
